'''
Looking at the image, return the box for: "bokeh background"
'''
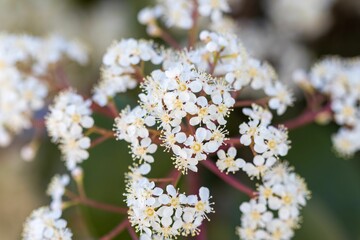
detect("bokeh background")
[0,0,359,239]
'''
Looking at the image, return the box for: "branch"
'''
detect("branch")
[66,191,127,214]
[201,160,255,198]
[159,30,182,50]
[282,103,332,130]
[100,219,130,240]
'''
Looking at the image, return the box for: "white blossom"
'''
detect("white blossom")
[22,207,72,240]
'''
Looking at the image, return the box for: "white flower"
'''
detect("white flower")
[332,126,360,158]
[46,90,94,170]
[332,97,358,126]
[22,207,72,240]
[198,0,230,21]
[131,138,158,163]
[242,155,276,179]
[265,82,294,115]
[125,164,214,238]
[93,39,162,106]
[114,106,153,143]
[216,147,245,174]
[158,0,194,29]
[237,162,310,240]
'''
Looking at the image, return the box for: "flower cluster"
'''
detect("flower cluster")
[235,104,291,178]
[199,31,294,115]
[22,207,72,240]
[125,163,213,239]
[295,58,360,157]
[0,33,88,148]
[138,0,229,34]
[0,66,47,146]
[92,39,163,106]
[115,59,234,173]
[237,163,310,240]
[46,90,94,170]
[114,30,294,176]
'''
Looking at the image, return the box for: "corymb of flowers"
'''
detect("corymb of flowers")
[0,0,352,240]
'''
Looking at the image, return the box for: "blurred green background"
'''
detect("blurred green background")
[0,0,359,239]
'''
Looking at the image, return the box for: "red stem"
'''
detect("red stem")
[160,31,182,50]
[201,160,255,198]
[127,225,139,240]
[90,133,115,148]
[91,102,116,118]
[234,97,269,108]
[66,190,128,214]
[78,197,127,214]
[188,0,199,48]
[282,103,332,130]
[100,219,129,240]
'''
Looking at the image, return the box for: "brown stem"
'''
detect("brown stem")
[90,132,115,148]
[282,103,332,130]
[91,102,116,119]
[78,197,127,214]
[66,190,127,214]
[148,177,174,183]
[188,0,199,49]
[201,160,255,198]
[234,97,269,108]
[88,126,114,136]
[107,101,119,118]
[160,31,182,50]
[54,64,71,89]
[100,219,129,240]
[127,225,139,240]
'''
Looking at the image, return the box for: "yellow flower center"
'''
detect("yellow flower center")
[178,82,187,92]
[170,197,179,207]
[195,201,205,212]
[282,195,293,205]
[342,106,354,117]
[250,211,261,221]
[224,157,235,167]
[217,104,227,114]
[198,107,208,118]
[134,118,144,127]
[267,139,277,149]
[249,67,258,78]
[191,142,202,153]
[263,188,273,198]
[145,207,155,217]
[135,147,147,156]
[71,113,81,123]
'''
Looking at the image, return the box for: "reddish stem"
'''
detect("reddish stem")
[234,97,269,108]
[127,225,139,240]
[201,160,255,198]
[282,103,332,130]
[90,133,115,148]
[76,196,127,214]
[107,101,119,118]
[100,219,129,240]
[188,0,199,48]
[91,102,115,119]
[160,31,182,50]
